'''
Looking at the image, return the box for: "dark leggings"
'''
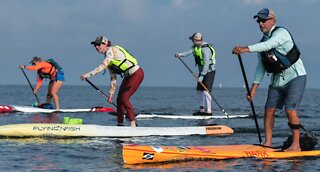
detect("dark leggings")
[117,68,144,124]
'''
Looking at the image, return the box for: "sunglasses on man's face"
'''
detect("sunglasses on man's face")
[94,44,101,47]
[256,18,272,24]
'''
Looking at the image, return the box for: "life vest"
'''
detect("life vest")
[193,44,216,66]
[108,45,138,75]
[260,26,300,73]
[37,59,62,79]
[38,62,56,79]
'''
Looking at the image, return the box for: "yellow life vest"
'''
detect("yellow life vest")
[108,45,138,74]
[193,44,216,66]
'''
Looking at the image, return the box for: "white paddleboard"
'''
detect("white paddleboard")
[3,105,114,113]
[136,113,250,120]
[0,123,233,137]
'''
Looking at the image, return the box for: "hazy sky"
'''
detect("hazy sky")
[1,0,319,88]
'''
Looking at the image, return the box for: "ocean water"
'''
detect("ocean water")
[0,85,319,172]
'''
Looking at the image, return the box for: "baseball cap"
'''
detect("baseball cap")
[91,36,108,45]
[30,56,42,64]
[253,8,276,20]
[189,32,202,41]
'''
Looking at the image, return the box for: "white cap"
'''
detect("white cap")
[189,32,202,41]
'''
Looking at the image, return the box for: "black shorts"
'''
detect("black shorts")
[197,71,215,92]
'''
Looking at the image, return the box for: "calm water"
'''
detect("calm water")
[0,85,319,171]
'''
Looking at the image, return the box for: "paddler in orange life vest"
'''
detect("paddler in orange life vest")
[175,32,216,116]
[81,36,144,127]
[19,57,65,110]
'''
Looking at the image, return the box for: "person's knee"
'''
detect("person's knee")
[50,90,60,99]
[117,95,130,103]
[50,90,57,96]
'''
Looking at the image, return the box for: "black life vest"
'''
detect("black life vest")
[260,27,300,73]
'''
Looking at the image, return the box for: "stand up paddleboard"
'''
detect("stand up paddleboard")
[136,113,249,120]
[0,105,114,113]
[0,123,233,137]
[123,144,320,164]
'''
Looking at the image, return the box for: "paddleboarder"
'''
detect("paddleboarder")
[175,32,216,116]
[81,36,144,127]
[232,8,307,152]
[19,57,64,111]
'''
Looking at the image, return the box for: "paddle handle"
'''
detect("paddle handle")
[85,78,118,108]
[177,57,229,118]
[20,68,40,103]
[237,55,262,144]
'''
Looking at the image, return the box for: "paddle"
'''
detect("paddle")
[85,78,118,108]
[177,57,229,118]
[237,54,262,144]
[20,68,40,104]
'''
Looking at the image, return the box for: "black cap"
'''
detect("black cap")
[30,56,42,64]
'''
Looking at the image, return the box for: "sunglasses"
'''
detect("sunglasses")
[256,18,272,24]
[94,44,102,47]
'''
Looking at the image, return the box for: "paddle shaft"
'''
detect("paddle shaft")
[20,68,40,103]
[177,57,229,118]
[85,78,118,108]
[237,55,262,144]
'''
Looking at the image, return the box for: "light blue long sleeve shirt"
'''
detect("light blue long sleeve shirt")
[248,25,307,87]
[178,41,215,75]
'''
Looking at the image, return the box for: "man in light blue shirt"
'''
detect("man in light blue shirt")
[232,8,307,152]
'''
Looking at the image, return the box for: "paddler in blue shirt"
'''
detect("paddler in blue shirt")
[175,32,216,116]
[232,8,307,152]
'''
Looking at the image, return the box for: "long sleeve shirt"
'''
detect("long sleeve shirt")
[248,25,306,87]
[83,46,140,95]
[26,61,56,91]
[178,41,215,76]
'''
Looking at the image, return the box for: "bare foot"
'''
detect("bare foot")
[130,121,137,127]
[284,146,301,152]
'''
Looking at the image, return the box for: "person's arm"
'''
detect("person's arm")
[175,48,193,58]
[252,54,266,83]
[82,58,109,78]
[232,46,250,55]
[108,70,117,103]
[26,65,42,70]
[20,63,45,93]
[34,75,43,93]
[25,62,49,71]
[248,28,291,53]
[247,83,259,102]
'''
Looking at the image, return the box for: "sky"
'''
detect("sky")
[1,0,319,88]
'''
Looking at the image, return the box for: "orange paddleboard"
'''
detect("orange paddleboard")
[123,144,320,164]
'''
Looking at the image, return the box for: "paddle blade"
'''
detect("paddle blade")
[32,102,41,107]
